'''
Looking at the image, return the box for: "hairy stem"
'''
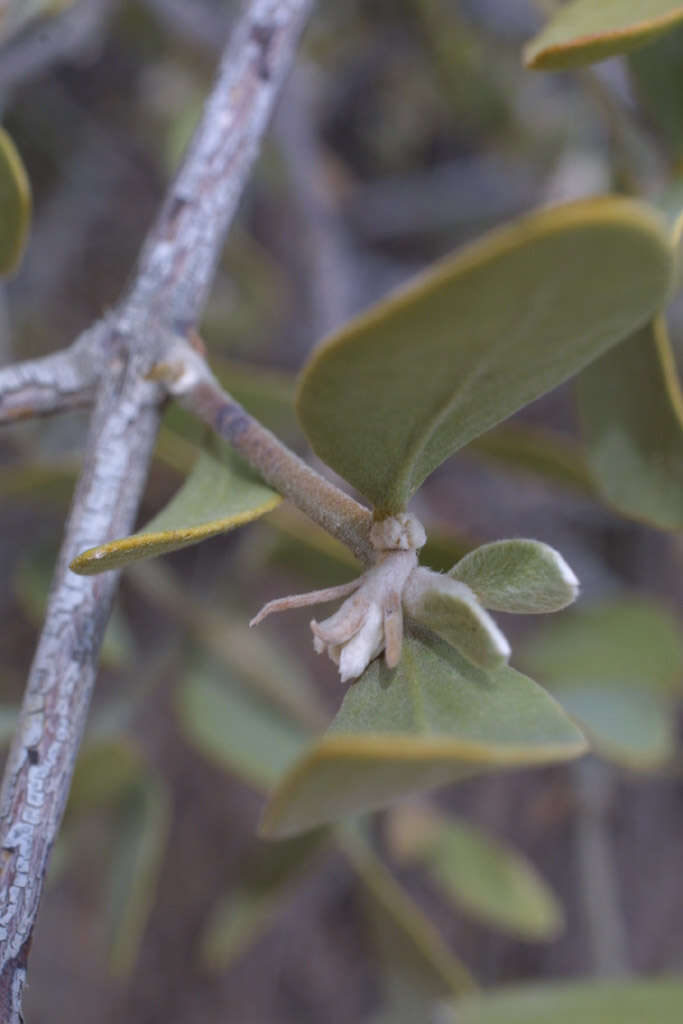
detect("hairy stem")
[173,351,374,564]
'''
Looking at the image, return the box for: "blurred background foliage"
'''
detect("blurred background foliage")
[0,0,682,1021]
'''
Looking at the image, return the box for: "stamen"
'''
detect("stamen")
[249,577,363,627]
[383,590,403,669]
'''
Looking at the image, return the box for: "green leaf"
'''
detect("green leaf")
[521,598,683,694]
[577,317,683,530]
[519,598,683,769]
[259,629,587,838]
[450,978,683,1024]
[200,831,329,971]
[105,773,171,977]
[404,570,511,670]
[450,540,579,613]
[630,22,683,159]
[297,198,674,513]
[523,1,683,71]
[176,661,307,791]
[339,825,475,1002]
[393,811,564,941]
[549,685,675,769]
[70,436,280,575]
[0,125,31,276]
[469,424,592,494]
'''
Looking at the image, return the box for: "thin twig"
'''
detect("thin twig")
[169,343,374,564]
[141,0,227,52]
[0,2,313,1017]
[0,0,118,93]
[0,321,106,424]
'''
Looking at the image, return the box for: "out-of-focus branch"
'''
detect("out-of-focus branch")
[141,0,227,52]
[129,0,315,329]
[275,63,354,346]
[0,2,313,1018]
[0,0,118,93]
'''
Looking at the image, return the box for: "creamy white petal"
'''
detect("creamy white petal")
[339,602,385,682]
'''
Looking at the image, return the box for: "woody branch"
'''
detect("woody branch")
[0,2,313,1018]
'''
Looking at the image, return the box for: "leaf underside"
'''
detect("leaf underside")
[70,437,280,575]
[0,125,31,276]
[524,0,683,71]
[416,815,564,940]
[260,629,586,838]
[297,198,674,512]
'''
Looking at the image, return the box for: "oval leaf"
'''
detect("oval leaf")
[519,598,683,769]
[259,629,587,838]
[551,685,675,769]
[404,570,511,670]
[0,125,31,276]
[577,317,683,530]
[450,540,579,613]
[395,811,564,941]
[297,198,674,512]
[177,663,307,791]
[524,1,683,71]
[521,598,683,694]
[70,437,280,574]
[451,978,683,1024]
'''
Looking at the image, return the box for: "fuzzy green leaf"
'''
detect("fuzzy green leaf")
[297,198,674,512]
[524,1,683,70]
[520,599,683,769]
[0,126,31,276]
[404,571,510,670]
[451,540,579,613]
[401,813,564,940]
[577,317,683,530]
[259,629,587,838]
[451,978,683,1024]
[70,436,280,575]
[176,663,307,791]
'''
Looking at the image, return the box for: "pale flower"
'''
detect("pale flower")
[250,513,579,683]
[250,512,426,682]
